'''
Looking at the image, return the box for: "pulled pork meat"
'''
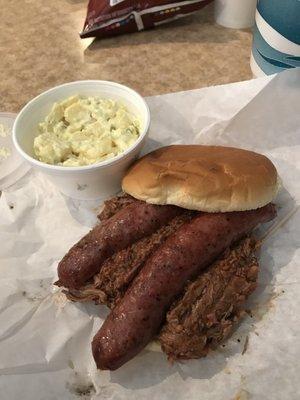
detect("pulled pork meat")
[159,237,259,361]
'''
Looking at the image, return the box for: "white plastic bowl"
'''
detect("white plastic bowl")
[13,80,150,200]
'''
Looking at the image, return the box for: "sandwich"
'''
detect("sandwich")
[56,145,278,370]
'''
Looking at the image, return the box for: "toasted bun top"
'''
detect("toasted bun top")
[122,145,279,212]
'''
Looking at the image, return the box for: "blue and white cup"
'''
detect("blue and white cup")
[251,0,300,77]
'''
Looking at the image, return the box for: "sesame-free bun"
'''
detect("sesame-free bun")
[122,145,279,212]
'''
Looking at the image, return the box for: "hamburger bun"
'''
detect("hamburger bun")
[122,145,279,212]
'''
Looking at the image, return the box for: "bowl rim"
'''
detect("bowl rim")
[12,80,150,172]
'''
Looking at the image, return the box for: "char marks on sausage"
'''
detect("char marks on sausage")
[66,211,195,307]
[57,198,182,289]
[97,194,136,222]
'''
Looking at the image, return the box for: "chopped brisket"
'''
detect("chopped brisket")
[159,238,259,360]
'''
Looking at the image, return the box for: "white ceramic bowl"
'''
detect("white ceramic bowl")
[13,80,150,200]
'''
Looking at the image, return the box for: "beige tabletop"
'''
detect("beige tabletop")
[0,1,252,113]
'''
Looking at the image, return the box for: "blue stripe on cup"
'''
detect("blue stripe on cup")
[252,0,300,76]
[253,24,300,70]
[252,44,288,75]
[257,0,300,45]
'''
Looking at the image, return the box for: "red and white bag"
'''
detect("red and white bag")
[80,0,213,39]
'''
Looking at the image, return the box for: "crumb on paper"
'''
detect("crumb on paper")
[0,123,9,137]
[66,381,96,398]
[242,335,249,355]
[77,183,88,191]
[248,289,283,321]
[0,146,11,160]
[271,291,283,301]
[224,367,231,375]
[21,289,47,302]
[9,203,14,209]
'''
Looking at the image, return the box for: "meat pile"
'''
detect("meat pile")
[56,195,275,370]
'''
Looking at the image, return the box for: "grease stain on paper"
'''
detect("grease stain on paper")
[0,146,11,160]
[52,290,68,308]
[66,371,96,398]
[0,123,9,137]
[233,389,250,400]
[21,280,50,302]
[21,290,44,302]
[248,289,284,321]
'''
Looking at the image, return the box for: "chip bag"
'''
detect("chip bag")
[80,0,213,39]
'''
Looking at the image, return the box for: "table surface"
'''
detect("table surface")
[0,1,252,112]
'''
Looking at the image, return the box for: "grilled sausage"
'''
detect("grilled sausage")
[65,211,194,307]
[92,203,276,370]
[97,194,136,222]
[57,201,182,289]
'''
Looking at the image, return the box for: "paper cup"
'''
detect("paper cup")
[214,0,257,29]
[251,0,300,77]
[13,81,150,200]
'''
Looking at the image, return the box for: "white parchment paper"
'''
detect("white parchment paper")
[0,69,299,400]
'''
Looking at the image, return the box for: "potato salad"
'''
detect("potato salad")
[33,95,140,166]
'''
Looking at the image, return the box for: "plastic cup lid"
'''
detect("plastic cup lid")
[0,112,30,189]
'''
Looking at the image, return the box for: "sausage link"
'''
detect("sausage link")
[57,201,182,289]
[92,204,276,370]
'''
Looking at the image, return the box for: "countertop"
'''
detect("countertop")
[0,1,252,112]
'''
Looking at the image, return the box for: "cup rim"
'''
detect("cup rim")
[12,80,150,172]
